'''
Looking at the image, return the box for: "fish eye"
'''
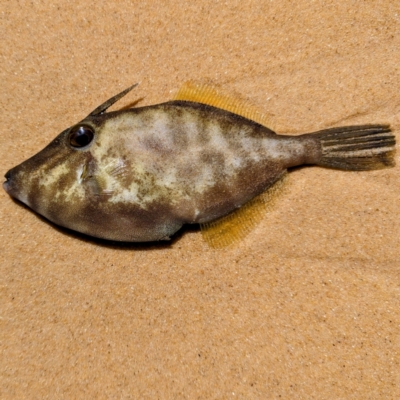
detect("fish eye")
[69,124,95,148]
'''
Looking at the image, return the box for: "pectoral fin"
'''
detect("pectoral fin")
[80,159,130,198]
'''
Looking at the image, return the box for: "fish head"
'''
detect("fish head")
[3,84,141,238]
[3,121,103,227]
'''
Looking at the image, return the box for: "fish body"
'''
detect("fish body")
[3,83,396,242]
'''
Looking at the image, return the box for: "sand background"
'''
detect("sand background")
[1,1,400,398]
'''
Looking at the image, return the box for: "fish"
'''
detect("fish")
[3,81,396,245]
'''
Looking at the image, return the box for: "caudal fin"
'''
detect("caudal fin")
[312,125,396,170]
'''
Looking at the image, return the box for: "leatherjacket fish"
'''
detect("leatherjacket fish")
[3,82,396,244]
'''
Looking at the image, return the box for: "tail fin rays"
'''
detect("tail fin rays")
[311,125,395,170]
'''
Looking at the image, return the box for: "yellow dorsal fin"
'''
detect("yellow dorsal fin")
[174,80,271,127]
[200,173,289,248]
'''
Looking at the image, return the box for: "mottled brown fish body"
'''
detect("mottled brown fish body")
[3,85,396,242]
[93,102,320,221]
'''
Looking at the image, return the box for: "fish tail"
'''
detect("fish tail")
[309,124,396,170]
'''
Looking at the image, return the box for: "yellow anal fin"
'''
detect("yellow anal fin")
[174,80,272,128]
[200,173,289,248]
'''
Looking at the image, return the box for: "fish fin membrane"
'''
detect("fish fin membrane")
[174,80,273,128]
[314,124,396,171]
[83,175,115,197]
[103,160,129,178]
[200,174,288,248]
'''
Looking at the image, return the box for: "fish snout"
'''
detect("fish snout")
[3,167,28,205]
[3,169,13,194]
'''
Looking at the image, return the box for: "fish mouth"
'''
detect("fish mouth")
[3,168,31,207]
[3,169,12,194]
